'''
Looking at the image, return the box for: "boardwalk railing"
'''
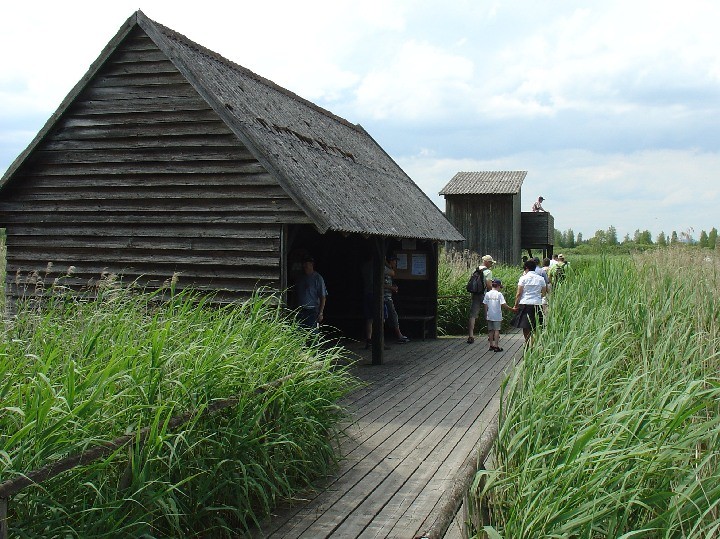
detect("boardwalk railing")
[0,368,318,539]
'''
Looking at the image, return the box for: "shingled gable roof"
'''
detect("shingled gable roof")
[1,10,463,242]
[439,171,527,196]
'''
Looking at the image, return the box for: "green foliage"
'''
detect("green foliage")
[708,227,718,250]
[633,228,654,245]
[1,286,358,537]
[469,248,720,537]
[554,229,577,249]
[606,225,618,245]
[589,226,619,247]
[699,230,709,248]
[556,224,720,255]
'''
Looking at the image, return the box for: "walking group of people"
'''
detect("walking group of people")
[292,234,569,353]
[467,251,568,350]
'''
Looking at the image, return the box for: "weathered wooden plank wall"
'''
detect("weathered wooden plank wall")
[520,211,555,246]
[0,28,310,301]
[444,194,520,265]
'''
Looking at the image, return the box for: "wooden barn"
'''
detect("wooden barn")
[0,11,463,356]
[439,171,525,264]
[439,171,555,264]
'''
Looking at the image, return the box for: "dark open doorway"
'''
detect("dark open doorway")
[285,225,438,343]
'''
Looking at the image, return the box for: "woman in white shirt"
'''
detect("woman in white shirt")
[511,259,547,342]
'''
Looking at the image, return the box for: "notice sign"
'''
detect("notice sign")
[391,251,429,280]
[411,253,427,276]
[396,253,409,270]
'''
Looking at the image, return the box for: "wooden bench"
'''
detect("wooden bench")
[324,296,436,340]
[394,296,436,340]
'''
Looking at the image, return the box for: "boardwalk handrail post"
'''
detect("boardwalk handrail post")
[371,236,386,365]
[0,497,7,539]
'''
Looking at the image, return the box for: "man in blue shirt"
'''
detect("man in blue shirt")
[295,256,328,328]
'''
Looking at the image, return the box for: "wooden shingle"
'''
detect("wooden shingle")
[439,171,526,196]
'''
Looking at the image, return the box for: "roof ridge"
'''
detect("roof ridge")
[137,12,362,134]
[439,170,526,196]
[455,170,527,174]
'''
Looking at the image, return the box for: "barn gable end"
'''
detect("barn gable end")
[1,8,462,335]
[0,26,309,300]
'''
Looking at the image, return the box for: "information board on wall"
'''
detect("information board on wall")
[392,251,429,280]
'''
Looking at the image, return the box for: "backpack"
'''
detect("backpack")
[466,267,487,295]
[553,262,566,283]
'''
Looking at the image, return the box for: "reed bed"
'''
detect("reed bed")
[471,248,720,537]
[0,281,358,537]
[437,249,521,335]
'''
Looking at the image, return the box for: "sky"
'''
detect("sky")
[1,0,718,241]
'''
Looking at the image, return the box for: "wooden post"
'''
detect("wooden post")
[429,241,439,339]
[280,225,289,305]
[0,497,8,539]
[371,237,386,365]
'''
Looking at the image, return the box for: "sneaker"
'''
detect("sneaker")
[467,336,475,344]
[397,336,410,344]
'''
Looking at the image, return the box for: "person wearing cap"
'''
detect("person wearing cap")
[467,254,495,344]
[483,279,517,352]
[532,196,546,212]
[384,254,410,344]
[511,259,547,343]
[294,255,327,329]
[549,253,568,286]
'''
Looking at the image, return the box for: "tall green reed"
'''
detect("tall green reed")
[1,281,358,537]
[472,249,720,537]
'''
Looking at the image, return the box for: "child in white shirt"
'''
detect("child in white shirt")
[483,279,516,352]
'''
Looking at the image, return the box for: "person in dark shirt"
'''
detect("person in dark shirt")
[295,256,327,328]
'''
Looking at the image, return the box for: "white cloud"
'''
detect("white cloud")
[354,40,475,120]
[473,1,720,118]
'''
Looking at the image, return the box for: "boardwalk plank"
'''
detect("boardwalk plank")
[362,353,516,538]
[252,333,524,538]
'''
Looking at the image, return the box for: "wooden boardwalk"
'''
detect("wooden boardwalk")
[253,331,525,539]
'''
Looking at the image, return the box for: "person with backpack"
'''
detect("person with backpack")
[467,254,495,344]
[549,253,568,286]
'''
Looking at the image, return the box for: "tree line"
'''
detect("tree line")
[555,226,718,252]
